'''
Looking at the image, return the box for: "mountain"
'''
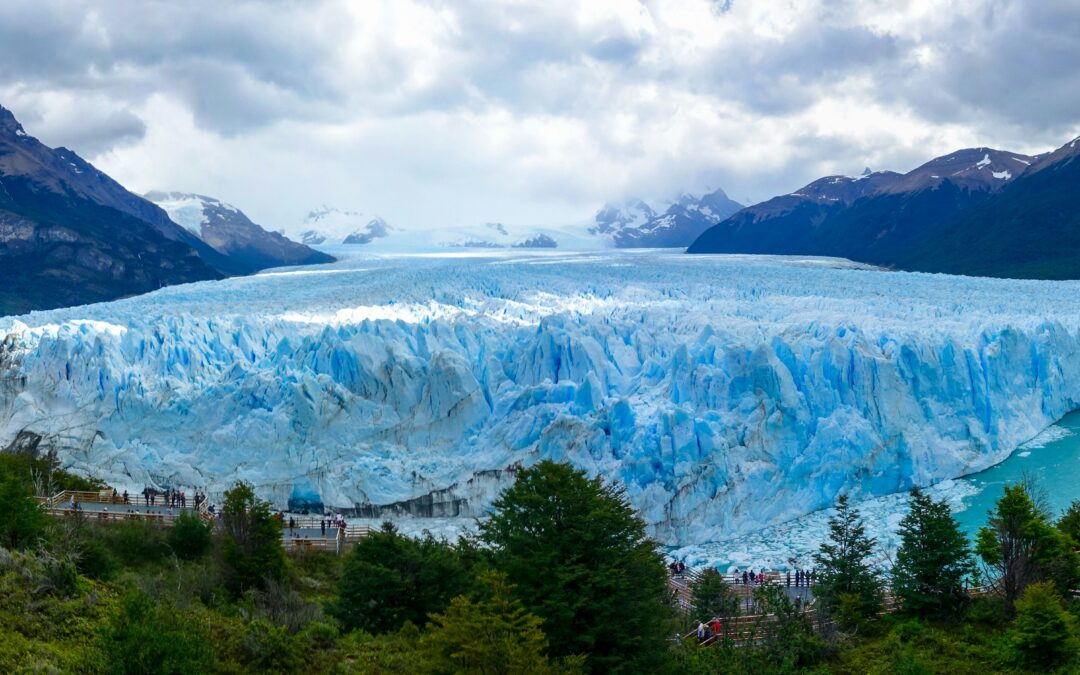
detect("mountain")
[684,144,1080,279]
[289,206,392,245]
[894,138,1080,279]
[0,105,222,315]
[145,192,334,269]
[591,188,743,248]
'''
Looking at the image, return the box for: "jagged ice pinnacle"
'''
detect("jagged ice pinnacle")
[2,250,1080,546]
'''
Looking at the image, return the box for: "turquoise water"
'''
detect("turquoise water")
[673,412,1080,571]
[952,411,1080,536]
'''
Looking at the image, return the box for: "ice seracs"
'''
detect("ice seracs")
[3,250,1080,546]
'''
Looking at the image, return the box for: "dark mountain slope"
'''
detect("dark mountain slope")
[896,140,1080,279]
[0,106,221,315]
[686,144,1080,280]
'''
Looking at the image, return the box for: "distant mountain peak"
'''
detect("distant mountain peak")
[591,188,742,248]
[294,206,392,245]
[0,105,28,138]
[145,191,333,269]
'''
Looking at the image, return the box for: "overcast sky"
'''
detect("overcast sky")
[2,0,1079,232]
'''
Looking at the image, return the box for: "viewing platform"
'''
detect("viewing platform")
[39,489,210,523]
[36,490,372,554]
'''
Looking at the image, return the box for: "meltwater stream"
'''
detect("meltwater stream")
[672,412,1080,571]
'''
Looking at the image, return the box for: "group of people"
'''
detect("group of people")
[136,486,208,510]
[694,617,724,643]
[729,567,815,587]
[275,512,349,539]
[322,513,348,536]
[668,560,688,576]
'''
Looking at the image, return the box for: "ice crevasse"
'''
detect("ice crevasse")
[2,250,1080,546]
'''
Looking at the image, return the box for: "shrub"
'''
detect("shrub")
[1007,581,1079,669]
[424,571,580,674]
[328,524,475,634]
[220,481,285,594]
[104,519,170,567]
[99,591,215,675]
[0,467,48,550]
[168,509,213,560]
[75,536,118,581]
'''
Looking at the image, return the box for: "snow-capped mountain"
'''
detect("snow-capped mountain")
[591,188,743,248]
[687,141,1080,279]
[4,251,1080,546]
[0,104,222,314]
[289,206,392,245]
[145,192,334,270]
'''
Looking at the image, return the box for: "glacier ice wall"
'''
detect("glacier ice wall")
[3,250,1080,545]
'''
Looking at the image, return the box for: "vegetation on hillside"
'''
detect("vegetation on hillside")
[4,454,1080,673]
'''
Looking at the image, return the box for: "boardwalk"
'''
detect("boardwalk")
[670,570,816,614]
[38,490,371,554]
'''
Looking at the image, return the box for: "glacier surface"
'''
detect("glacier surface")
[3,249,1080,546]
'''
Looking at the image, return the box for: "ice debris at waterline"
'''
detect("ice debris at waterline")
[3,249,1080,547]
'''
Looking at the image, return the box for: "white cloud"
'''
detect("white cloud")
[2,0,1078,231]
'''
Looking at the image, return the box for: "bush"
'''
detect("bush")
[240,619,303,673]
[0,468,48,550]
[75,536,118,581]
[168,509,213,560]
[424,571,579,674]
[104,519,170,567]
[99,591,215,675]
[1007,581,1079,669]
[220,481,286,594]
[328,524,475,634]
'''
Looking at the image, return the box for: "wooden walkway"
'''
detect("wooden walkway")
[38,490,372,554]
[674,568,993,648]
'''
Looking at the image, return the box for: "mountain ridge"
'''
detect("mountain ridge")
[687,139,1080,279]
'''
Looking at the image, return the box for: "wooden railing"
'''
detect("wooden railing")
[39,488,373,553]
[681,583,995,647]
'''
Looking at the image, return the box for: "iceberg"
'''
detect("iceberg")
[3,249,1080,546]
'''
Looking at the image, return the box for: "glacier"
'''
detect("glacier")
[3,249,1080,547]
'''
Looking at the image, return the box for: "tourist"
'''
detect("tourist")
[786,571,791,587]
[696,622,706,642]
[741,570,748,585]
[320,519,326,536]
[709,617,722,636]
[122,490,129,504]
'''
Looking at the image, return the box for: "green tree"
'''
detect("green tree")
[812,495,883,626]
[1007,581,1079,669]
[689,568,740,627]
[99,591,215,675]
[168,508,214,560]
[892,487,974,618]
[1057,499,1080,544]
[220,481,285,594]
[976,483,1078,606]
[424,571,581,674]
[329,524,476,633]
[0,468,47,550]
[748,583,826,671]
[479,461,669,674]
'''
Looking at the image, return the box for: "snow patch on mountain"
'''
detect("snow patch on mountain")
[151,193,238,235]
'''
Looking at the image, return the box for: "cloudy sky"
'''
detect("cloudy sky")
[2,0,1079,232]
